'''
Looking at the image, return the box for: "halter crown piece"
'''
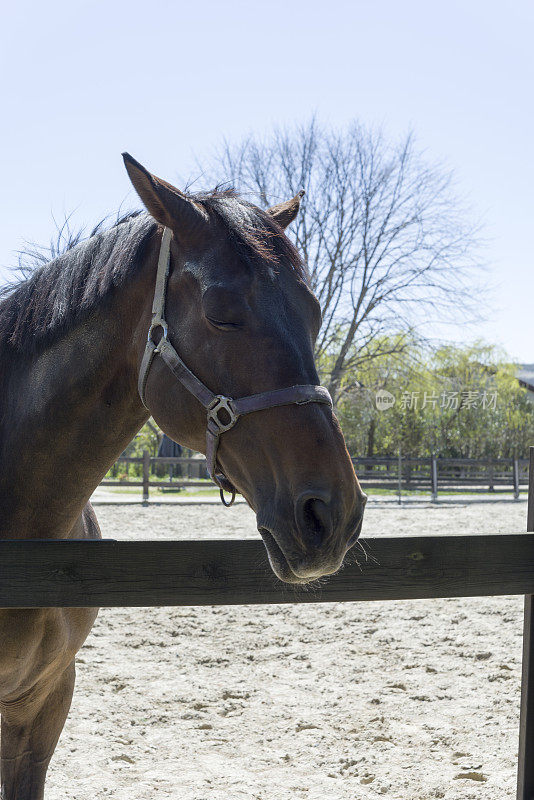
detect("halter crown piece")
[138,226,333,506]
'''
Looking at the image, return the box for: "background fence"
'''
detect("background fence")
[101,454,530,502]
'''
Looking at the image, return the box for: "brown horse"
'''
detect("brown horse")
[0,154,366,799]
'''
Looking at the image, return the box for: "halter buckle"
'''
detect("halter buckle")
[207,395,239,433]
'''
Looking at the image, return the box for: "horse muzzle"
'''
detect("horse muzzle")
[258,491,366,584]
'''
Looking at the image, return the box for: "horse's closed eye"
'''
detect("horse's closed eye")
[202,285,248,330]
[206,317,242,331]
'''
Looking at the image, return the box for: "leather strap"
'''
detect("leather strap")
[138,339,157,408]
[232,385,332,416]
[152,225,172,319]
[138,227,333,505]
[158,340,217,409]
[138,226,173,407]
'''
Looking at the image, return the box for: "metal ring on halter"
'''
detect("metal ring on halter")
[148,319,168,346]
[207,395,240,433]
[219,486,236,506]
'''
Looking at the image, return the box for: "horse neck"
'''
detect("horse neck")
[0,240,159,539]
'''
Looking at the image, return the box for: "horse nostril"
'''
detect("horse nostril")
[295,492,334,548]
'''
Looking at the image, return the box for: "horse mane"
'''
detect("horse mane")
[0,190,307,359]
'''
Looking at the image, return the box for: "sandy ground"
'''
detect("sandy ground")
[45,500,529,800]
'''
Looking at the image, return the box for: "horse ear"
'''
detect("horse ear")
[122,152,208,240]
[266,191,305,229]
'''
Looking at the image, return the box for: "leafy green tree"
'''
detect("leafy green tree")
[123,420,161,457]
[335,340,534,458]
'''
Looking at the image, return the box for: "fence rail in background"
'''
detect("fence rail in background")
[353,455,529,499]
[101,454,212,503]
[100,454,530,502]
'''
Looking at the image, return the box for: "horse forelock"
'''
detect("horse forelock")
[193,192,308,281]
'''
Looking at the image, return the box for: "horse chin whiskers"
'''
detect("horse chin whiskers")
[288,574,330,594]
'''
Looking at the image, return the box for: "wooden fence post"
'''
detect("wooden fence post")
[517,446,534,799]
[142,450,150,505]
[488,457,495,492]
[514,458,520,500]
[431,454,438,503]
[397,448,402,505]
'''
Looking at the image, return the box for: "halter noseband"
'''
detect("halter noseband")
[138,226,333,506]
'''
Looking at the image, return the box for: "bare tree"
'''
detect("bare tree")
[205,120,482,404]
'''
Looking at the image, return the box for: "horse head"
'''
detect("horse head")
[124,154,367,584]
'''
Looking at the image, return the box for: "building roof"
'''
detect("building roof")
[517,364,534,393]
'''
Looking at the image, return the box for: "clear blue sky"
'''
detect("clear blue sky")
[1,0,532,360]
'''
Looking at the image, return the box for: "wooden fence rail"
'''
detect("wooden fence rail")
[100,454,530,502]
[0,533,532,607]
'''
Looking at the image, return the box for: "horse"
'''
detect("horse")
[0,153,366,799]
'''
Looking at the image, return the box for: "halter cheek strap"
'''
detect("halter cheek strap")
[138,227,333,506]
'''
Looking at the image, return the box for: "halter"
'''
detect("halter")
[138,226,333,506]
